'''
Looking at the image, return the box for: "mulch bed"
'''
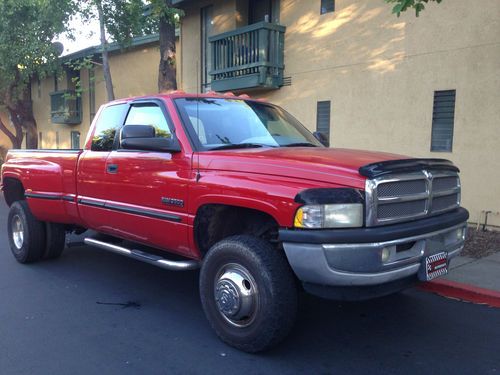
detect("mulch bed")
[462,227,500,259]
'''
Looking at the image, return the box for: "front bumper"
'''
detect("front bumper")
[280,208,469,287]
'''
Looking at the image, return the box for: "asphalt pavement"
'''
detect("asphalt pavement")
[0,198,499,375]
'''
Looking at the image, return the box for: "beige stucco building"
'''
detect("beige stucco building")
[27,35,164,150]
[0,0,498,227]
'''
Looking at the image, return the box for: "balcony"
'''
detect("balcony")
[50,90,82,125]
[209,22,286,92]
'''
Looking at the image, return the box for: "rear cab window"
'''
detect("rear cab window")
[91,104,129,151]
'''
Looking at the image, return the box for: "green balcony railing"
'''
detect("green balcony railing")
[209,22,286,92]
[50,90,82,125]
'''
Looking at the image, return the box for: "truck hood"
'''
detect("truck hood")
[199,147,408,189]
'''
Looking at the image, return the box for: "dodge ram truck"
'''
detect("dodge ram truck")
[1,92,469,352]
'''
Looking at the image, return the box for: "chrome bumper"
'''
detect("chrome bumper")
[282,223,467,287]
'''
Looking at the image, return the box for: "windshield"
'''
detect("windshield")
[174,98,323,150]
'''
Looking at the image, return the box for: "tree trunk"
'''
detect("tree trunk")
[0,114,22,149]
[0,83,36,149]
[8,108,37,149]
[96,0,115,102]
[158,3,177,93]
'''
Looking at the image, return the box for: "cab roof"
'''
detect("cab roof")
[106,91,265,106]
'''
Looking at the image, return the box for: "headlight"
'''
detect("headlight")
[294,203,363,228]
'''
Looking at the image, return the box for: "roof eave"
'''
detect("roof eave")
[60,33,171,62]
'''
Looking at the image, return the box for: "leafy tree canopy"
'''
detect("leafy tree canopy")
[385,0,443,17]
[77,1,181,50]
[73,0,182,100]
[0,0,75,149]
[0,0,74,97]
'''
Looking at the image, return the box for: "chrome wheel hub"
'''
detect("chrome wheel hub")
[214,263,258,327]
[12,215,24,250]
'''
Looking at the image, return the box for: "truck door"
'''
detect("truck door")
[102,101,192,257]
[77,103,129,230]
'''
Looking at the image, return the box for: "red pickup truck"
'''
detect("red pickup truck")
[1,92,469,352]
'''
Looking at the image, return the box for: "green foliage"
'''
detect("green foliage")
[77,1,182,49]
[385,0,443,17]
[147,0,184,26]
[79,0,150,48]
[64,57,95,97]
[67,1,183,99]
[92,127,117,151]
[0,0,74,99]
[154,126,171,138]
[0,0,75,148]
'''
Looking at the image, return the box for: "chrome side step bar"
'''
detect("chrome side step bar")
[84,238,200,271]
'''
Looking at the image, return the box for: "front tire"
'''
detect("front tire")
[199,235,298,353]
[7,201,46,263]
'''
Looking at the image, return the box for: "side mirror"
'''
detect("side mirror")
[120,125,181,153]
[121,137,181,153]
[121,124,156,139]
[313,131,330,147]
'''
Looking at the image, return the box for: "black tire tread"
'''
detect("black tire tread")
[7,201,46,263]
[43,222,66,260]
[200,235,298,353]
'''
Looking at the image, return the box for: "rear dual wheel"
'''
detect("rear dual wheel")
[200,235,298,353]
[7,201,66,263]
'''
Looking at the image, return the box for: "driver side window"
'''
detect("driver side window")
[124,104,172,139]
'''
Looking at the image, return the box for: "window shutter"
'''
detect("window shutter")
[316,101,331,139]
[320,0,335,14]
[431,90,456,152]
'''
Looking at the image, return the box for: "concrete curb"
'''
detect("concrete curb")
[418,279,500,308]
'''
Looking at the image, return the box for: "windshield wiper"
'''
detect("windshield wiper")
[282,142,318,147]
[209,143,268,151]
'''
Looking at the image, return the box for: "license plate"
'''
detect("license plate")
[423,252,448,281]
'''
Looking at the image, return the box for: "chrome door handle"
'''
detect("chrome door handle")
[106,164,118,174]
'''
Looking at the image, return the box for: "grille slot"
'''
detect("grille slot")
[378,200,427,219]
[433,176,458,192]
[366,170,460,226]
[432,193,459,212]
[377,179,427,197]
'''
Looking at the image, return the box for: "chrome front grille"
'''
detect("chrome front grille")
[365,170,461,226]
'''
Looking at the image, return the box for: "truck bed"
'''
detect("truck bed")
[2,149,83,224]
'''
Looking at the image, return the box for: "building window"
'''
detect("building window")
[316,100,331,141]
[200,5,214,92]
[431,90,456,152]
[50,90,82,124]
[249,0,273,24]
[321,0,335,14]
[71,131,81,149]
[67,69,80,90]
